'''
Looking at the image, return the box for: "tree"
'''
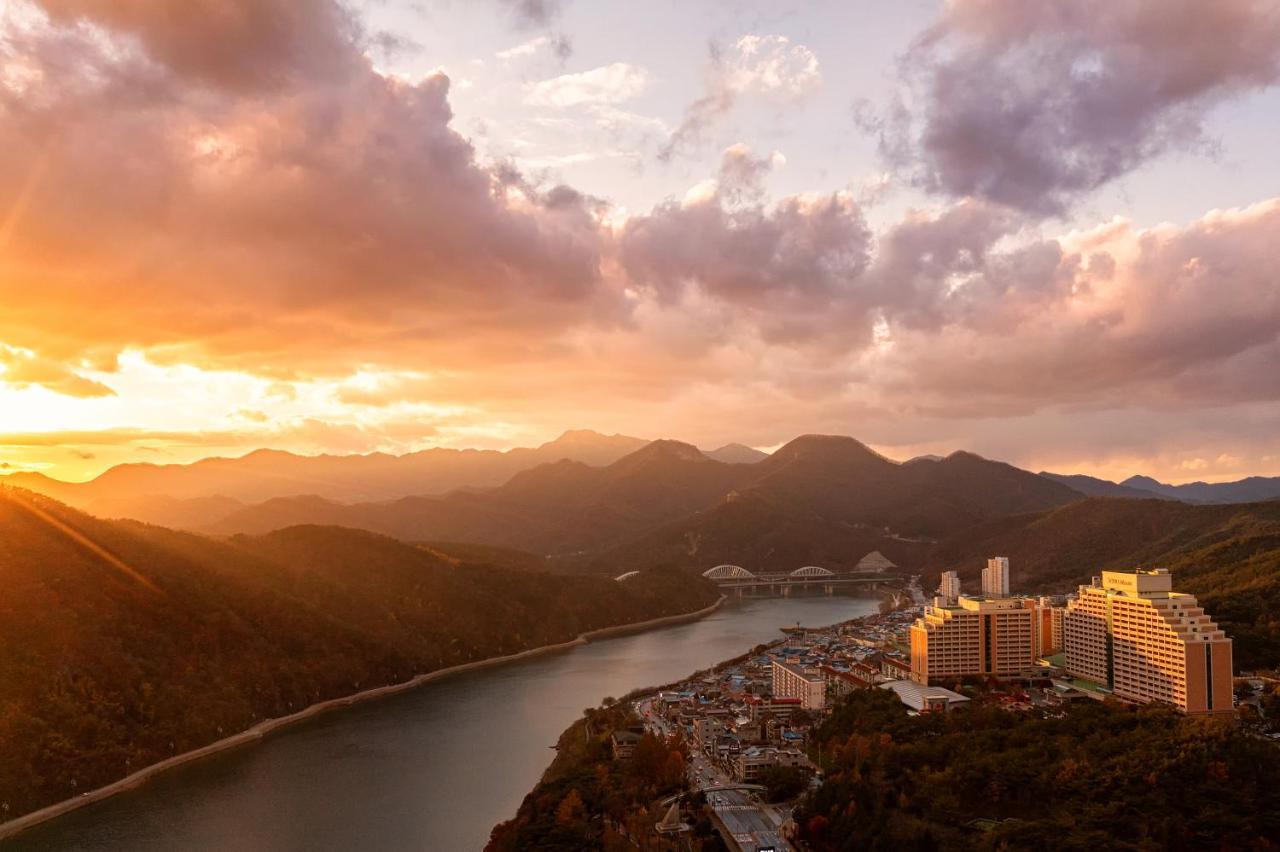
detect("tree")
[555,788,584,827]
[761,765,809,802]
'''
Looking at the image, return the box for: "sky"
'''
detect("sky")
[1,0,1280,483]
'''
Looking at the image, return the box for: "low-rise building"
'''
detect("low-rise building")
[611,729,643,759]
[880,680,970,713]
[733,747,809,783]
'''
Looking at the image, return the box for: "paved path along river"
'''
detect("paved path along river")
[11,595,878,852]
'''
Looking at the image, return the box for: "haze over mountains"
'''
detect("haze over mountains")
[1039,471,1280,504]
[7,431,1280,559]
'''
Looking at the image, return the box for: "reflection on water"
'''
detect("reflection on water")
[13,596,878,852]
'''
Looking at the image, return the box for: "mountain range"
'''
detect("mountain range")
[191,436,1080,570]
[7,430,1275,534]
[1039,470,1280,504]
[6,431,1280,826]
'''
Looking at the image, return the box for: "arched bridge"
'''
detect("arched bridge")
[701,564,900,596]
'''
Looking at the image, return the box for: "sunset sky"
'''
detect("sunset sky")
[2,0,1280,483]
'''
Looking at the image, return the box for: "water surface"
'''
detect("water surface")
[13,595,878,851]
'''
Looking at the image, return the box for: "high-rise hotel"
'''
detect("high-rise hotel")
[1064,569,1233,717]
[910,596,1035,684]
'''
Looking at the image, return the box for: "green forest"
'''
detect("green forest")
[794,690,1280,850]
[0,487,719,821]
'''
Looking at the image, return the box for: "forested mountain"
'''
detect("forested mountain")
[1041,470,1280,504]
[207,436,1083,567]
[0,486,718,822]
[1038,471,1163,499]
[1120,473,1280,504]
[703,443,769,464]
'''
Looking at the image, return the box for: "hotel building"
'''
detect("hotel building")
[982,557,1010,597]
[909,596,1035,684]
[772,660,827,710]
[1064,569,1233,717]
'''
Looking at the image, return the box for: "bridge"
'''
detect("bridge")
[660,783,768,807]
[701,564,900,597]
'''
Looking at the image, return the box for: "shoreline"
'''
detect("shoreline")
[0,594,727,842]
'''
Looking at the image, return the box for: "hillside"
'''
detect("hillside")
[208,441,765,554]
[1038,471,1161,499]
[574,437,1081,574]
[796,690,1280,850]
[0,487,719,823]
[932,498,1280,669]
[0,430,650,516]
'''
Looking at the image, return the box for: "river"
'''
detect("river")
[10,595,879,852]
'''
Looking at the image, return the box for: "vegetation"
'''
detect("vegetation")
[794,690,1280,851]
[0,487,719,822]
[759,764,809,802]
[487,703,724,851]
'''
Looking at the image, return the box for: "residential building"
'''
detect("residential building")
[1050,604,1066,656]
[1064,569,1233,717]
[880,680,971,713]
[733,747,809,783]
[938,570,961,605]
[1025,596,1065,656]
[693,717,726,752]
[982,557,1010,597]
[909,596,1035,684]
[820,665,873,698]
[879,655,911,680]
[772,659,826,710]
[611,729,642,760]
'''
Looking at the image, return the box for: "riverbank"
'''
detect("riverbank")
[487,600,899,850]
[0,594,727,842]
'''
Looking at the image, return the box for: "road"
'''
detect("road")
[637,697,793,852]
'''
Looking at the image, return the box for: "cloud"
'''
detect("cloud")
[525,62,652,107]
[3,0,1280,486]
[620,146,872,342]
[880,0,1280,214]
[497,33,571,62]
[498,0,564,30]
[660,34,820,161]
[0,0,616,379]
[868,198,1280,414]
[35,0,363,92]
[0,346,115,397]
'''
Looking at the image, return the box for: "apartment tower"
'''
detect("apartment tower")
[1064,569,1233,717]
[982,557,1010,597]
[938,570,961,606]
[910,596,1034,685]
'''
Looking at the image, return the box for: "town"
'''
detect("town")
[617,559,1242,851]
